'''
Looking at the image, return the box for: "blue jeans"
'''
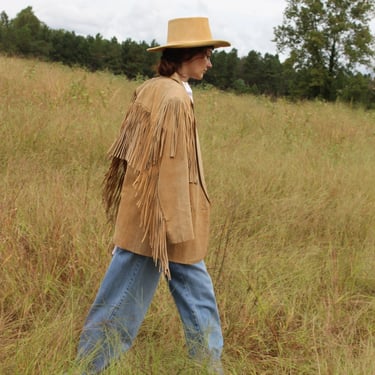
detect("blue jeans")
[77,247,224,374]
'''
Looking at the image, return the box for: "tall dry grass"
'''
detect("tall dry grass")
[1,55,375,374]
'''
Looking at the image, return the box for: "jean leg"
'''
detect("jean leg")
[168,261,224,373]
[77,248,161,374]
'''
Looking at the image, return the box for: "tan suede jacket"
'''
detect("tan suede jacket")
[103,73,210,277]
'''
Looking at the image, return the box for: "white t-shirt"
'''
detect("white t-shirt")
[182,81,193,102]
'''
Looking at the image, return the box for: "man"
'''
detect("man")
[77,17,230,374]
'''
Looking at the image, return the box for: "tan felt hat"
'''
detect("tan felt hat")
[147,17,231,52]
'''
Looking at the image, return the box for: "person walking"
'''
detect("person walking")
[76,17,230,374]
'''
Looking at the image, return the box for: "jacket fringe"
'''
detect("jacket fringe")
[102,157,127,222]
[102,95,197,279]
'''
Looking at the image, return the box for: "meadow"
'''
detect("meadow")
[1,55,375,374]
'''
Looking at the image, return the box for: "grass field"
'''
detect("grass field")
[1,55,375,374]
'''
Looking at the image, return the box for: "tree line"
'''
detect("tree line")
[1,4,374,108]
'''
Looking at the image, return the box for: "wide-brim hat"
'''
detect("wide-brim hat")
[147,17,231,52]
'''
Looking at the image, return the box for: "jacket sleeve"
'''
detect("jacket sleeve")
[157,99,195,244]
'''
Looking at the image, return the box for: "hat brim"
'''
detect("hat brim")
[147,39,231,52]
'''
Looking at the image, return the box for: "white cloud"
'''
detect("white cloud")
[3,0,374,58]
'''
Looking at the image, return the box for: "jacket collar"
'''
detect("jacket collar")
[169,72,184,86]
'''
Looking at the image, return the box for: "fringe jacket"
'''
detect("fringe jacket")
[103,73,211,278]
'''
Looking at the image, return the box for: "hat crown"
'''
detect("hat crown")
[167,17,213,44]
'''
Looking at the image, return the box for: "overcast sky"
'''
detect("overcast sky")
[2,0,375,59]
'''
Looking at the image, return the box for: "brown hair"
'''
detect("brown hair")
[157,46,213,77]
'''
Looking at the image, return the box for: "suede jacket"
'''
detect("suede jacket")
[103,73,211,277]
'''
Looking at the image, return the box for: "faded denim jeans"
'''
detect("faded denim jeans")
[77,247,224,374]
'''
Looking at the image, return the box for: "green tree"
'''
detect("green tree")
[338,72,375,109]
[205,48,240,90]
[49,30,89,66]
[242,50,263,91]
[103,37,122,75]
[262,53,284,96]
[11,6,51,56]
[274,0,375,100]
[0,11,12,52]
[85,33,106,71]
[120,38,153,79]
[240,51,284,97]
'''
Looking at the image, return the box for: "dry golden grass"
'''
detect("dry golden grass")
[1,55,375,374]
